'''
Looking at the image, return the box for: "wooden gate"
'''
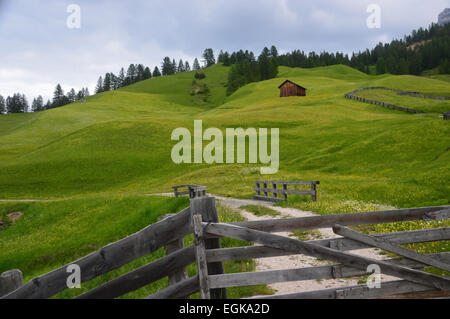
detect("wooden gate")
[1,196,449,299]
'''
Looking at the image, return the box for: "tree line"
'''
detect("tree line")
[0,55,205,114]
[216,23,448,95]
[0,86,90,114]
[1,23,448,115]
[219,46,279,95]
[92,56,206,94]
[276,23,450,75]
[94,56,208,94]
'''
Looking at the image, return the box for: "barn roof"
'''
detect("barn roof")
[278,80,307,90]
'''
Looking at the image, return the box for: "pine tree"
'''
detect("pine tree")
[32,95,44,112]
[439,59,450,74]
[0,95,5,114]
[21,94,28,112]
[270,46,279,59]
[103,73,112,91]
[409,53,423,75]
[162,57,175,75]
[53,84,66,107]
[67,88,77,103]
[185,61,191,72]
[153,66,162,77]
[136,64,145,81]
[95,77,104,94]
[6,93,28,113]
[396,59,409,75]
[222,52,231,66]
[258,47,276,80]
[126,64,136,84]
[172,59,177,73]
[44,100,52,110]
[5,95,13,113]
[143,67,152,79]
[110,73,118,90]
[76,90,84,101]
[218,50,225,63]
[202,48,216,67]
[118,68,125,87]
[193,58,201,70]
[178,59,185,72]
[376,57,386,74]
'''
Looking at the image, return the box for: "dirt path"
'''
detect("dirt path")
[216,196,399,296]
[148,193,399,295]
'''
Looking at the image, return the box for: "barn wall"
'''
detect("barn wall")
[297,87,306,96]
[280,82,306,97]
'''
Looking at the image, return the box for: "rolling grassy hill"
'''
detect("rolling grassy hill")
[0,63,449,297]
[0,64,448,207]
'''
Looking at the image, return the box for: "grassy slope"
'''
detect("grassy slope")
[0,196,189,278]
[0,64,449,297]
[0,64,449,207]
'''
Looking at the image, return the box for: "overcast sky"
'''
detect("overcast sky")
[0,0,448,102]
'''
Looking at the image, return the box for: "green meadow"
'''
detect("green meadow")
[0,63,449,297]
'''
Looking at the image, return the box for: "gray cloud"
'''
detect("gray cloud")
[0,0,448,102]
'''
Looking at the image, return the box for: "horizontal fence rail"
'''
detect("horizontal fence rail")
[205,227,450,262]
[229,206,450,233]
[208,252,450,289]
[254,181,320,202]
[75,246,196,299]
[252,277,450,300]
[203,222,450,292]
[1,207,193,299]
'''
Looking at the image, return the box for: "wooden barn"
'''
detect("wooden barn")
[279,80,307,97]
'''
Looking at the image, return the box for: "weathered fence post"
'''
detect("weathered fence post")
[189,186,195,199]
[158,214,190,290]
[283,183,288,201]
[0,270,23,297]
[190,196,227,299]
[312,183,317,202]
[273,183,277,200]
[193,214,210,299]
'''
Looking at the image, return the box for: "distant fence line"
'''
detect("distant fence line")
[172,184,208,199]
[444,112,450,120]
[254,181,320,203]
[344,87,449,116]
[348,87,450,101]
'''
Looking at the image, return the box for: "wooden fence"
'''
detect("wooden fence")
[254,181,320,202]
[1,196,449,299]
[172,184,207,199]
[347,87,450,100]
[345,87,449,116]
